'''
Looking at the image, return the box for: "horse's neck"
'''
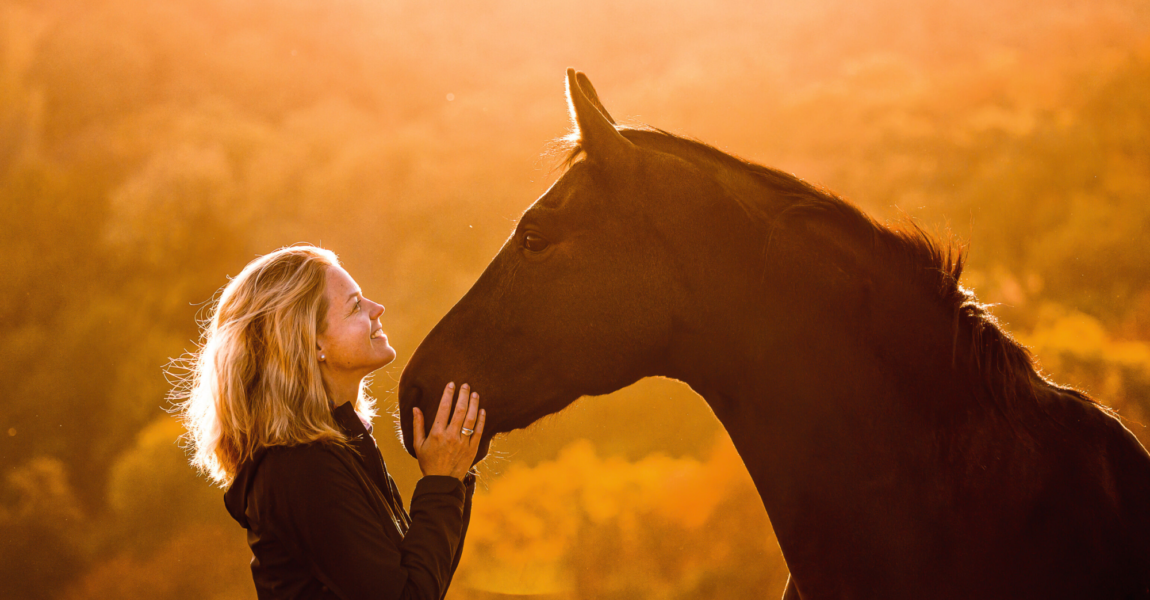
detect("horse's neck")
[661,214,987,576]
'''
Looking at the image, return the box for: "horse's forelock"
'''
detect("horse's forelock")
[545,135,584,171]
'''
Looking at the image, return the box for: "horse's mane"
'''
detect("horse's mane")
[557,126,1100,418]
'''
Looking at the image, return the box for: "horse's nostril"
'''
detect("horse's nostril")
[399,384,423,457]
[403,385,422,409]
[401,385,424,425]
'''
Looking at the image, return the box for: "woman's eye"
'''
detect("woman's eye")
[523,233,550,252]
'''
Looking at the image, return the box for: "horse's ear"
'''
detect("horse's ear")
[575,71,616,125]
[566,68,630,158]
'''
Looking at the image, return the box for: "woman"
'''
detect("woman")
[176,245,484,599]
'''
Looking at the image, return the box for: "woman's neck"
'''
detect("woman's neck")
[326,375,362,409]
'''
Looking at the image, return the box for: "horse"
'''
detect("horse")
[398,69,1150,599]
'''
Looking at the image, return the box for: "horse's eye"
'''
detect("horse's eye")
[523,233,550,252]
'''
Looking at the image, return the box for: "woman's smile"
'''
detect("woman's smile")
[317,265,397,379]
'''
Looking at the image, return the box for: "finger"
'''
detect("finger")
[412,407,426,452]
[461,392,479,433]
[432,382,455,431]
[469,409,486,449]
[448,383,470,432]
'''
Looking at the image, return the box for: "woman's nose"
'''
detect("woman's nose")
[368,301,385,319]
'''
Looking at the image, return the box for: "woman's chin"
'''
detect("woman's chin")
[366,347,397,372]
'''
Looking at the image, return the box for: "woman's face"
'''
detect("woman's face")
[316,265,396,378]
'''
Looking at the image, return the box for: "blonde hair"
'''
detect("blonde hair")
[172,245,376,487]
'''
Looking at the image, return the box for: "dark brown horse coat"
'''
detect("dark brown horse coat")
[400,69,1150,599]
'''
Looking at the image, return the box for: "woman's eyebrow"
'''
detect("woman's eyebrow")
[346,291,361,303]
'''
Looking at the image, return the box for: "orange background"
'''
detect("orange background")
[2,1,1149,598]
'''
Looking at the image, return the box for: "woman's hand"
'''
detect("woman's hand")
[412,382,486,480]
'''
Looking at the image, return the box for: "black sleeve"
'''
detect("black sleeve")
[264,448,467,600]
[439,472,476,598]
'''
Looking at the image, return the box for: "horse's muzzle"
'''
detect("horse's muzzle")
[398,383,421,458]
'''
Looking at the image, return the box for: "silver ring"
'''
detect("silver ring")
[460,427,475,436]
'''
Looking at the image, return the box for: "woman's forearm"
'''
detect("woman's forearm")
[395,476,469,600]
[440,473,476,598]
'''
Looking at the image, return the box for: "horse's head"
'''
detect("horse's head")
[398,70,736,458]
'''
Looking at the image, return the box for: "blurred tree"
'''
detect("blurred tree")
[103,416,225,555]
[0,458,90,600]
[60,523,253,600]
[454,437,788,600]
[1,0,1148,598]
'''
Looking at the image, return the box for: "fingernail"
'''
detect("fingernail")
[447,382,455,389]
[480,409,486,417]
[462,383,469,389]
[471,392,478,399]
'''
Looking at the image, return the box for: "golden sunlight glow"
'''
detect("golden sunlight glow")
[2,0,1148,598]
